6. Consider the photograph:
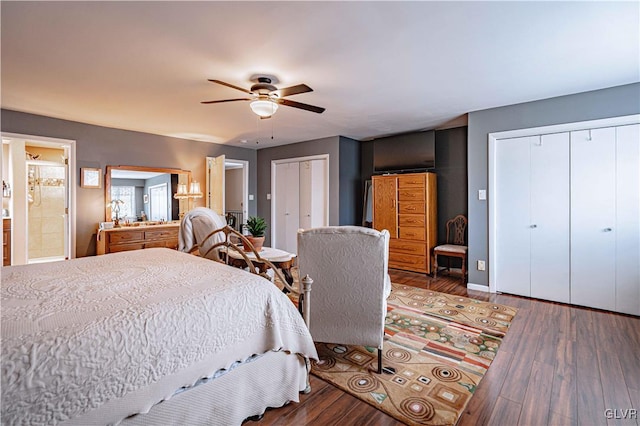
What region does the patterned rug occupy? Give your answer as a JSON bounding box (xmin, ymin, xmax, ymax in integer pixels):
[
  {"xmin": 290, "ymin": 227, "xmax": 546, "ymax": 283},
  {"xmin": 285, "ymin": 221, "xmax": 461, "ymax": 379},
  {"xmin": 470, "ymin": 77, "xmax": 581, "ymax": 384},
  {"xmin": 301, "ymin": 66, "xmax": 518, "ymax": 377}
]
[{"xmin": 302, "ymin": 283, "xmax": 517, "ymax": 425}]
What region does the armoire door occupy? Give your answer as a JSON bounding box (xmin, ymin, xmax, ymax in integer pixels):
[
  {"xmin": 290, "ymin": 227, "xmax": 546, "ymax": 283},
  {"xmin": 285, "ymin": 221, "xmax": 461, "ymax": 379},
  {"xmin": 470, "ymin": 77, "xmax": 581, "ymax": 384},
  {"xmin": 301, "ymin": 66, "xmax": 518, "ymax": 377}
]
[
  {"xmin": 274, "ymin": 162, "xmax": 300, "ymax": 254},
  {"xmin": 372, "ymin": 175, "xmax": 398, "ymax": 239}
]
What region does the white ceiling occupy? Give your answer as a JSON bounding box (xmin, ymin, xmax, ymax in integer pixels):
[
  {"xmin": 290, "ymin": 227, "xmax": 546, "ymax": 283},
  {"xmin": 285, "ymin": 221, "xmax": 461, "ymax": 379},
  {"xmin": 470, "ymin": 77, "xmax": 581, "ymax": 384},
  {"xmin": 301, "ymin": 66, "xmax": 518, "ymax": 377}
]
[{"xmin": 1, "ymin": 1, "xmax": 638, "ymax": 149}]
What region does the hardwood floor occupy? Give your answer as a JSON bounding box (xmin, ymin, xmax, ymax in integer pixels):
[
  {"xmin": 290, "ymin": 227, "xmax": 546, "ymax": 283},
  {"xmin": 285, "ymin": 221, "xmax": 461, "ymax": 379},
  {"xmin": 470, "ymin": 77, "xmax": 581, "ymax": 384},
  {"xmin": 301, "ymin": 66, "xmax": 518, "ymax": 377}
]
[{"xmin": 257, "ymin": 270, "xmax": 640, "ymax": 426}]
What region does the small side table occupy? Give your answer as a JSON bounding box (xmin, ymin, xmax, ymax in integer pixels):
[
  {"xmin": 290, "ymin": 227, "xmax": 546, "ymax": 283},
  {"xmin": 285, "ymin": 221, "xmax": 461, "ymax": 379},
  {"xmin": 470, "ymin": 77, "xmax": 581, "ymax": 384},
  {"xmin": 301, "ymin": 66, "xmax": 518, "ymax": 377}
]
[{"xmin": 222, "ymin": 246, "xmax": 297, "ymax": 289}]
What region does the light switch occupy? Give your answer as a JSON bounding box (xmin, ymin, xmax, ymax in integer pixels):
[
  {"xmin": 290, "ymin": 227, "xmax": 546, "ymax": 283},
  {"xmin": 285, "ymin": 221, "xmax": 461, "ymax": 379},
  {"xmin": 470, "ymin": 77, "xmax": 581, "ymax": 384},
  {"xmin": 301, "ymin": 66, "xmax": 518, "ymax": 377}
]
[
  {"xmin": 266, "ymin": 193, "xmax": 271, "ymax": 200},
  {"xmin": 478, "ymin": 189, "xmax": 487, "ymax": 200},
  {"xmin": 249, "ymin": 194, "xmax": 254, "ymax": 201}
]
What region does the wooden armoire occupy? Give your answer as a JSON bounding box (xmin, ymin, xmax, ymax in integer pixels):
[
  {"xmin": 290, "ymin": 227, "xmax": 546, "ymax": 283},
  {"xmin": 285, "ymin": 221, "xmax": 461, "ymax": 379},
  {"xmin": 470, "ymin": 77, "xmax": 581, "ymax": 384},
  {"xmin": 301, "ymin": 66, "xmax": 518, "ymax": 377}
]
[{"xmin": 372, "ymin": 172, "xmax": 437, "ymax": 274}]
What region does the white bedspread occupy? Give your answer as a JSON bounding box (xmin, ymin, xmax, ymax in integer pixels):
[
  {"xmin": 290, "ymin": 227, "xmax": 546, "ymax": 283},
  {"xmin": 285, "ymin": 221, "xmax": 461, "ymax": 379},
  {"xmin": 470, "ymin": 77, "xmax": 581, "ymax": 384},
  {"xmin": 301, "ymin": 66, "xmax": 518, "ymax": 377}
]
[{"xmin": 1, "ymin": 248, "xmax": 317, "ymax": 425}]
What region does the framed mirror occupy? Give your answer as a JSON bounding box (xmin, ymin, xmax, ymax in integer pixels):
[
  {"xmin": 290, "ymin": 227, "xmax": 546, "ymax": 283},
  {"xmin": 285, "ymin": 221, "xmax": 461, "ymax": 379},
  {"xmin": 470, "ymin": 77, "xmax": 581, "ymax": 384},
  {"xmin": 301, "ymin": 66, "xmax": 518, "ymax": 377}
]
[{"xmin": 105, "ymin": 165, "xmax": 191, "ymax": 223}]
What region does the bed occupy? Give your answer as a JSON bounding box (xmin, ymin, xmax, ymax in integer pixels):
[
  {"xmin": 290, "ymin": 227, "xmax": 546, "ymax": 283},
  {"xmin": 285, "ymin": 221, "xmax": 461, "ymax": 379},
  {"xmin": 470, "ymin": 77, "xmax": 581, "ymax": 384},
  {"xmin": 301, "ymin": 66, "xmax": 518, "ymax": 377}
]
[{"xmin": 1, "ymin": 246, "xmax": 317, "ymax": 425}]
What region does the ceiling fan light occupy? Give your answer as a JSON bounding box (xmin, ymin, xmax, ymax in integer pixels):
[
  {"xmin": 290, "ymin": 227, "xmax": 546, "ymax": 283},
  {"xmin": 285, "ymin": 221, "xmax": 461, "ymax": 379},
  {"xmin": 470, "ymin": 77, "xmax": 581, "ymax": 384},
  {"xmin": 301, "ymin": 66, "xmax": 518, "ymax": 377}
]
[{"xmin": 250, "ymin": 99, "xmax": 278, "ymax": 117}]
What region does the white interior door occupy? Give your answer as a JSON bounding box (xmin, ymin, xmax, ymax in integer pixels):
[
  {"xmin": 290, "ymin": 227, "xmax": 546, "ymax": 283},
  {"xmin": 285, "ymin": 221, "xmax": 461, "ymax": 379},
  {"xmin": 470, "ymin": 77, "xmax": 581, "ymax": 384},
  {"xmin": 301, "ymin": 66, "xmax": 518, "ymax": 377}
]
[
  {"xmin": 615, "ymin": 124, "xmax": 640, "ymax": 315},
  {"xmin": 149, "ymin": 183, "xmax": 168, "ymax": 221},
  {"xmin": 530, "ymin": 132, "xmax": 570, "ymax": 303},
  {"xmin": 495, "ymin": 136, "xmax": 533, "ymax": 297},
  {"xmin": 207, "ymin": 155, "xmax": 225, "ymax": 215},
  {"xmin": 570, "ymin": 127, "xmax": 617, "ymax": 311}
]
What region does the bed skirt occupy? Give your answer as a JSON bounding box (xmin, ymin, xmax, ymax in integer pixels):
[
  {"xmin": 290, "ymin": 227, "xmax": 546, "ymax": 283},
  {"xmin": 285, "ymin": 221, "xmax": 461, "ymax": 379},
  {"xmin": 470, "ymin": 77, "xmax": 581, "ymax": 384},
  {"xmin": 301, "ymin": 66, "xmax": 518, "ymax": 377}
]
[{"xmin": 107, "ymin": 351, "xmax": 306, "ymax": 426}]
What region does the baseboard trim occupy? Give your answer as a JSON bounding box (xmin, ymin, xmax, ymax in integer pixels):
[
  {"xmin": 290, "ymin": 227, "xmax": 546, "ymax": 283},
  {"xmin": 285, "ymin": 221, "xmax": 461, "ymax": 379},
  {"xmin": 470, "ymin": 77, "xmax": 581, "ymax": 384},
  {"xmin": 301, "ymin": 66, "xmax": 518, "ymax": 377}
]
[{"xmin": 467, "ymin": 283, "xmax": 490, "ymax": 293}]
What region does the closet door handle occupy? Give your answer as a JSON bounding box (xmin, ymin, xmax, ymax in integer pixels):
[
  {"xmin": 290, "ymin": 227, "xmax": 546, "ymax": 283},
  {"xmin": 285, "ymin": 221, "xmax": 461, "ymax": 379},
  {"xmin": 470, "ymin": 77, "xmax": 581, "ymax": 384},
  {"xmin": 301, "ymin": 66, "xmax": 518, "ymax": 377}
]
[
  {"xmin": 530, "ymin": 224, "xmax": 537, "ymax": 229},
  {"xmin": 603, "ymin": 227, "xmax": 612, "ymax": 232}
]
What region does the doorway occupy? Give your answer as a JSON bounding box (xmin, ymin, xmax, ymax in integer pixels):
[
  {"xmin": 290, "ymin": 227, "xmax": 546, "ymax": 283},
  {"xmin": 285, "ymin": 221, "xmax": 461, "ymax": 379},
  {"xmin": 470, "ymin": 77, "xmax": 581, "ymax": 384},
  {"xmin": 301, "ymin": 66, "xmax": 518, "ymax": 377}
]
[
  {"xmin": 2, "ymin": 132, "xmax": 76, "ymax": 265},
  {"xmin": 206, "ymin": 155, "xmax": 249, "ymax": 232}
]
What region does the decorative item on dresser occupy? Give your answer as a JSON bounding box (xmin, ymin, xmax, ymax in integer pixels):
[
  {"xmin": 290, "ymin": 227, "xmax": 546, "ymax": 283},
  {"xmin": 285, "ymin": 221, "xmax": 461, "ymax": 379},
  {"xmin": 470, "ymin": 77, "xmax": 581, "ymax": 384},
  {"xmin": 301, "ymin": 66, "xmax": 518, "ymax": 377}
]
[
  {"xmin": 97, "ymin": 222, "xmax": 180, "ymax": 255},
  {"xmin": 372, "ymin": 172, "xmax": 437, "ymax": 274}
]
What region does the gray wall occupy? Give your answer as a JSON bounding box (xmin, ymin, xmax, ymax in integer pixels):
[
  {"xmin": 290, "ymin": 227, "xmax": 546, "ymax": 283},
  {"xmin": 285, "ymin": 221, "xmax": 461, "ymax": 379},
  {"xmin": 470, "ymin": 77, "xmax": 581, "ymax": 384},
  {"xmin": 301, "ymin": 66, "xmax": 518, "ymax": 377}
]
[
  {"xmin": 434, "ymin": 126, "xmax": 468, "ymax": 245},
  {"xmin": 1, "ymin": 109, "xmax": 257, "ymax": 257},
  {"xmin": 256, "ymin": 136, "xmax": 340, "ymax": 246},
  {"xmin": 467, "ymin": 82, "xmax": 640, "ymax": 287},
  {"xmin": 338, "ymin": 136, "xmax": 362, "ymax": 225}
]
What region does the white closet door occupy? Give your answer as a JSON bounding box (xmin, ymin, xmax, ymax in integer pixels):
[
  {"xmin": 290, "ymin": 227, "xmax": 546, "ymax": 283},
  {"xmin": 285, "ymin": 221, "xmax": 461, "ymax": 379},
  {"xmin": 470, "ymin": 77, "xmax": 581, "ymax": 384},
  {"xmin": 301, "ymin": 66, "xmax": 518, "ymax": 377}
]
[
  {"xmin": 495, "ymin": 136, "xmax": 533, "ymax": 297},
  {"xmin": 615, "ymin": 124, "xmax": 640, "ymax": 315},
  {"xmin": 274, "ymin": 162, "xmax": 299, "ymax": 253},
  {"xmin": 300, "ymin": 159, "xmax": 328, "ymax": 229},
  {"xmin": 530, "ymin": 132, "xmax": 570, "ymax": 303},
  {"xmin": 571, "ymin": 127, "xmax": 617, "ymax": 311}
]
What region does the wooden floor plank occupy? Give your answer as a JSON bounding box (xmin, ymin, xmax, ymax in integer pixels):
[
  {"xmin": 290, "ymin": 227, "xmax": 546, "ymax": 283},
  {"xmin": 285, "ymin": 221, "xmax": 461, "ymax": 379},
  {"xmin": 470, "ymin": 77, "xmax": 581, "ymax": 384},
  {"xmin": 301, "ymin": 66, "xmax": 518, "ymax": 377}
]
[
  {"xmin": 518, "ymin": 360, "xmax": 554, "ymax": 426},
  {"xmin": 486, "ymin": 396, "xmax": 522, "ymax": 426},
  {"xmin": 549, "ymin": 339, "xmax": 578, "ymax": 421},
  {"xmin": 576, "ymin": 372, "xmax": 607, "ymax": 426},
  {"xmin": 457, "ymin": 349, "xmax": 514, "ymax": 426}
]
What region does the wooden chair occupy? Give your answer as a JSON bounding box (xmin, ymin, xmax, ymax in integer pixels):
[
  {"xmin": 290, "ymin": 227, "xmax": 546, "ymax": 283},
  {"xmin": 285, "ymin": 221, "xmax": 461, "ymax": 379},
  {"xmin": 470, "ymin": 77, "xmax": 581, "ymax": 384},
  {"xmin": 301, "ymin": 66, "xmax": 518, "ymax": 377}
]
[{"xmin": 433, "ymin": 215, "xmax": 468, "ymax": 283}]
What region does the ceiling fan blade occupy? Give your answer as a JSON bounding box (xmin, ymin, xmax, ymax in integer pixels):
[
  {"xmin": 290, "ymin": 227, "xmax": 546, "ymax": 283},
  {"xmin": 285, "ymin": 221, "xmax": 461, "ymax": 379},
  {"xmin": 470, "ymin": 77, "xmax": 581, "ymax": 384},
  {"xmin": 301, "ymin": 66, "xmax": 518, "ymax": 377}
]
[
  {"xmin": 275, "ymin": 84, "xmax": 313, "ymax": 98},
  {"xmin": 208, "ymin": 79, "xmax": 252, "ymax": 94},
  {"xmin": 276, "ymin": 98, "xmax": 325, "ymax": 114},
  {"xmin": 201, "ymin": 98, "xmax": 252, "ymax": 104}
]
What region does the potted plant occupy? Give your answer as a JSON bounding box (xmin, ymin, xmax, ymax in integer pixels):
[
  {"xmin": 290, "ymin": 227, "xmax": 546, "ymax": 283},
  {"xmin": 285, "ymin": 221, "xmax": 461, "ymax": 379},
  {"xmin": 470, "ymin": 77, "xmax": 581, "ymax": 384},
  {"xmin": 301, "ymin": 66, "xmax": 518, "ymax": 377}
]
[{"xmin": 243, "ymin": 216, "xmax": 267, "ymax": 252}]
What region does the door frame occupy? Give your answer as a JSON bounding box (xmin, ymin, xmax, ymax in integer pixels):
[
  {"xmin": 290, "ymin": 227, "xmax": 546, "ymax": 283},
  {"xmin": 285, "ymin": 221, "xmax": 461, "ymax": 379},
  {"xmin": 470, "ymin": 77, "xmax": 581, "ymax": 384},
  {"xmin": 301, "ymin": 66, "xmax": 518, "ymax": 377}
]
[
  {"xmin": 487, "ymin": 114, "xmax": 639, "ymax": 293},
  {"xmin": 270, "ymin": 154, "xmax": 329, "ymax": 249},
  {"xmin": 1, "ymin": 132, "xmax": 76, "ymax": 264}
]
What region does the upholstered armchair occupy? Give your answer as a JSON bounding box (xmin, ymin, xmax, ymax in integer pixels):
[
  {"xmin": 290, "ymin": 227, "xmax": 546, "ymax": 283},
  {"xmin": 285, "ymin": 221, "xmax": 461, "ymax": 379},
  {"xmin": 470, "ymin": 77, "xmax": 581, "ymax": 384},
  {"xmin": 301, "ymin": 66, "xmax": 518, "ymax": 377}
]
[
  {"xmin": 178, "ymin": 207, "xmax": 227, "ymax": 260},
  {"xmin": 297, "ymin": 226, "xmax": 391, "ymax": 373}
]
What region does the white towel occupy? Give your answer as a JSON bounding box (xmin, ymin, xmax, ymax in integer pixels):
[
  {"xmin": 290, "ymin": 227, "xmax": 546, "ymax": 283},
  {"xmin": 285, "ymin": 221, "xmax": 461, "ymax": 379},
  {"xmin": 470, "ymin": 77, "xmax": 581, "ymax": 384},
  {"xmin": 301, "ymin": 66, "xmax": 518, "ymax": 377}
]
[{"xmin": 178, "ymin": 207, "xmax": 227, "ymax": 258}]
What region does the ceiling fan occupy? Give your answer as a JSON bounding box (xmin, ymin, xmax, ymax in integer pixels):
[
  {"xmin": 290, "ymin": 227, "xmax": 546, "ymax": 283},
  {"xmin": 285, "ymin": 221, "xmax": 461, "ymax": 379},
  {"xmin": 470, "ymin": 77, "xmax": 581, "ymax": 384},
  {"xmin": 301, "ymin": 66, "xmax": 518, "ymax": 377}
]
[{"xmin": 201, "ymin": 76, "xmax": 325, "ymax": 118}]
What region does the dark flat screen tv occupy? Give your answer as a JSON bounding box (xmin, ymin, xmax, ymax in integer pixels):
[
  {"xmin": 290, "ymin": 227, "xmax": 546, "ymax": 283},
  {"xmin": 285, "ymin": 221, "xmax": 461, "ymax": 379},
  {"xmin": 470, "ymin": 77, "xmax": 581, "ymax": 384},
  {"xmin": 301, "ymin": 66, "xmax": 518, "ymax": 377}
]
[{"xmin": 373, "ymin": 130, "xmax": 435, "ymax": 174}]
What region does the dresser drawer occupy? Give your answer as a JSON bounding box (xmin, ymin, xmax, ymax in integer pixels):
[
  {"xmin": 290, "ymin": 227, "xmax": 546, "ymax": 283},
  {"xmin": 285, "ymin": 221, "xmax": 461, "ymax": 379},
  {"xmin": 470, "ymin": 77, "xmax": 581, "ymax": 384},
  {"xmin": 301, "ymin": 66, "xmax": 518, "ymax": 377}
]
[
  {"xmin": 389, "ymin": 253, "xmax": 427, "ymax": 273},
  {"xmin": 398, "ymin": 227, "xmax": 425, "ymax": 241},
  {"xmin": 398, "ymin": 175, "xmax": 425, "ymax": 188},
  {"xmin": 398, "ymin": 201, "xmax": 425, "ymax": 215},
  {"xmin": 145, "ymin": 240, "xmax": 178, "ymax": 249},
  {"xmin": 399, "ymin": 214, "xmax": 425, "ymax": 227},
  {"xmin": 145, "ymin": 228, "xmax": 178, "ymax": 240},
  {"xmin": 398, "ymin": 188, "xmax": 425, "ymax": 201},
  {"xmin": 109, "ymin": 231, "xmax": 144, "ymax": 244},
  {"xmin": 390, "ymin": 239, "xmax": 426, "ymax": 256},
  {"xmin": 109, "ymin": 242, "xmax": 145, "ymax": 253}
]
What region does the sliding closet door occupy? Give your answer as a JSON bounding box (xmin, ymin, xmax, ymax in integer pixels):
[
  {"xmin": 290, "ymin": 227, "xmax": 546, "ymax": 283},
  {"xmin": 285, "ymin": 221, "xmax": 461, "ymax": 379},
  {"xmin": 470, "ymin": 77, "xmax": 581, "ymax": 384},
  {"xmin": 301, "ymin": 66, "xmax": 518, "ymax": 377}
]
[
  {"xmin": 495, "ymin": 136, "xmax": 532, "ymax": 297},
  {"xmin": 615, "ymin": 124, "xmax": 640, "ymax": 315},
  {"xmin": 530, "ymin": 132, "xmax": 570, "ymax": 303},
  {"xmin": 570, "ymin": 127, "xmax": 617, "ymax": 311},
  {"xmin": 299, "ymin": 159, "xmax": 328, "ymax": 230},
  {"xmin": 273, "ymin": 162, "xmax": 300, "ymax": 254}
]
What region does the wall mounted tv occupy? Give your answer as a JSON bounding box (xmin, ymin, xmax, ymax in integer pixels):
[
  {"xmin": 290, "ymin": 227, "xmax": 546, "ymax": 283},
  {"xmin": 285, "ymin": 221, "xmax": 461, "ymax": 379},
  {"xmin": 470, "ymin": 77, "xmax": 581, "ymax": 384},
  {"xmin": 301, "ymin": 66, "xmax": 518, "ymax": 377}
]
[{"xmin": 373, "ymin": 130, "xmax": 435, "ymax": 174}]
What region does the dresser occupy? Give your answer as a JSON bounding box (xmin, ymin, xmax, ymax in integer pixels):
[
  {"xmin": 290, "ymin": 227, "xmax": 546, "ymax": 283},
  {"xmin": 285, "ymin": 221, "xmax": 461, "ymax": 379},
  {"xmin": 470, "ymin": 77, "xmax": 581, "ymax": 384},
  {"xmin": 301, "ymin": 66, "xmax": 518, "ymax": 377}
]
[
  {"xmin": 372, "ymin": 172, "xmax": 437, "ymax": 274},
  {"xmin": 97, "ymin": 223, "xmax": 180, "ymax": 255},
  {"xmin": 3, "ymin": 218, "xmax": 11, "ymax": 266}
]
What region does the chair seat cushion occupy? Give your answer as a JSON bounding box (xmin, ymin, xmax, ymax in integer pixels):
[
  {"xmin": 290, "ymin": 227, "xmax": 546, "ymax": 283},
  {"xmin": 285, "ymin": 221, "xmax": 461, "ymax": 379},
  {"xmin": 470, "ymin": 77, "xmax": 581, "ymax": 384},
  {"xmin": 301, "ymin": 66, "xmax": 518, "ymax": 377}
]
[{"xmin": 434, "ymin": 244, "xmax": 468, "ymax": 254}]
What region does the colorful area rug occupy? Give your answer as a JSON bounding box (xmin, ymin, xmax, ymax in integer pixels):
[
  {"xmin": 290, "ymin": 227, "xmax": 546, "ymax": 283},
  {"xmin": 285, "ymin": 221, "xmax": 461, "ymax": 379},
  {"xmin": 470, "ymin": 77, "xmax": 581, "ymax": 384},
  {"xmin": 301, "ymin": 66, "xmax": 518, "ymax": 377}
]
[{"xmin": 308, "ymin": 284, "xmax": 517, "ymax": 425}]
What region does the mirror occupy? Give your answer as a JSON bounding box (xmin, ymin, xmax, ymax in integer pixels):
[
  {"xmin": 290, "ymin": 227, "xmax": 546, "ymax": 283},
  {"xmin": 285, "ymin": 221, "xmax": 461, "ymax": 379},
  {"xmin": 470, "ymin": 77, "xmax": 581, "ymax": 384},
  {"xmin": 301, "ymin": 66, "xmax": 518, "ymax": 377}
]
[{"xmin": 105, "ymin": 165, "xmax": 191, "ymax": 223}]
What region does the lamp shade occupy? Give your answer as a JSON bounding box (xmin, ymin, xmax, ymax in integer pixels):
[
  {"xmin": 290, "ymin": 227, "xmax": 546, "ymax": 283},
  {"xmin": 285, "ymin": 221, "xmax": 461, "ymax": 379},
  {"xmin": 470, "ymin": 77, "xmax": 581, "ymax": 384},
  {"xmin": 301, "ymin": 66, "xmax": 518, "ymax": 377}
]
[
  {"xmin": 188, "ymin": 181, "xmax": 203, "ymax": 198},
  {"xmin": 250, "ymin": 99, "xmax": 278, "ymax": 117},
  {"xmin": 174, "ymin": 183, "xmax": 189, "ymax": 199}
]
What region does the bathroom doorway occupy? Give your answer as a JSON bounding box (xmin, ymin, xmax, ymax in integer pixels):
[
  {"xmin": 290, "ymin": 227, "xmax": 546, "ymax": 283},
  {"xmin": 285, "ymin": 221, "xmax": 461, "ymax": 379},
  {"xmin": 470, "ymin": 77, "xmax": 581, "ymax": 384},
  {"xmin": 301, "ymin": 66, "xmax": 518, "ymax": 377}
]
[{"xmin": 1, "ymin": 133, "xmax": 76, "ymax": 265}]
